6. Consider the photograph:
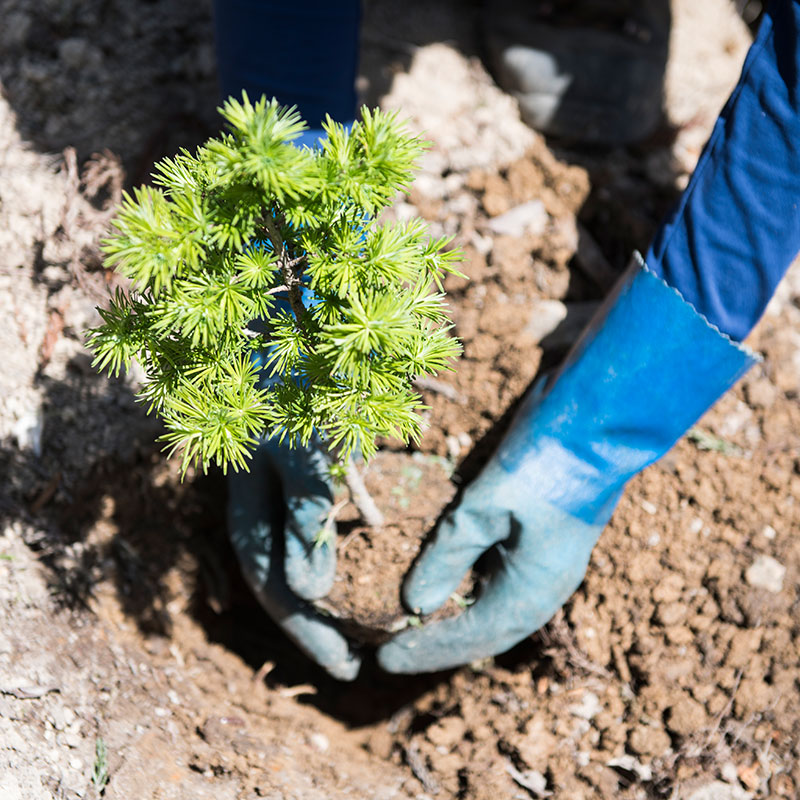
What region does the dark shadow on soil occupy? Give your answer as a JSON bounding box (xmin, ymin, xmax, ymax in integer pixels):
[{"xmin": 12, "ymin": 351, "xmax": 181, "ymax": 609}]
[{"xmin": 1, "ymin": 0, "xmax": 688, "ymax": 729}]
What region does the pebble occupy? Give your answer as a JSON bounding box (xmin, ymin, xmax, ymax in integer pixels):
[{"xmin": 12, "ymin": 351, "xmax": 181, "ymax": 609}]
[
  {"xmin": 607, "ymin": 755, "xmax": 652, "ymax": 782},
  {"xmin": 426, "ymin": 716, "xmax": 466, "ymax": 749},
  {"xmin": 666, "ymin": 694, "xmax": 707, "ymax": 736},
  {"xmin": 58, "ymin": 38, "xmax": 101, "ymax": 70},
  {"xmin": 308, "ymin": 733, "xmax": 329, "ymax": 753},
  {"xmin": 761, "ymin": 525, "xmax": 777, "ymax": 540},
  {"xmin": 3, "ymin": 11, "xmax": 31, "ymax": 47},
  {"xmin": 745, "ymin": 377, "xmax": 777, "ymax": 409},
  {"xmin": 567, "ymin": 691, "xmax": 601, "ymax": 721},
  {"xmin": 487, "ymin": 200, "xmax": 547, "ymax": 238},
  {"xmin": 652, "ymin": 573, "xmax": 684, "ymax": 604},
  {"xmin": 628, "ymin": 725, "xmax": 671, "ymax": 758},
  {"xmin": 745, "ymin": 555, "xmax": 786, "ymax": 593},
  {"xmin": 686, "ymin": 781, "xmax": 752, "ymax": 800},
  {"xmin": 12, "ymin": 406, "xmax": 43, "ymax": 456},
  {"xmin": 524, "ymin": 299, "xmax": 567, "ymax": 343},
  {"xmin": 469, "ymin": 231, "xmax": 493, "ymax": 255},
  {"xmin": 413, "ymin": 173, "xmax": 446, "ymax": 200},
  {"xmin": 655, "ymin": 602, "xmax": 688, "ymax": 627},
  {"xmin": 726, "ymin": 628, "xmax": 762, "ymax": 668}
]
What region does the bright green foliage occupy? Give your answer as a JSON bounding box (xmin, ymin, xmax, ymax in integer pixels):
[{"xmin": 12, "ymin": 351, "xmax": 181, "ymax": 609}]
[{"xmin": 88, "ymin": 94, "xmax": 464, "ymax": 476}]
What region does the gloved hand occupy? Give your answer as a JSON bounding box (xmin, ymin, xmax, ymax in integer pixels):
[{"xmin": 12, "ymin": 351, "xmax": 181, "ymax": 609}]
[
  {"xmin": 378, "ymin": 257, "xmax": 757, "ymax": 673},
  {"xmin": 227, "ymin": 434, "xmax": 361, "ymax": 681}
]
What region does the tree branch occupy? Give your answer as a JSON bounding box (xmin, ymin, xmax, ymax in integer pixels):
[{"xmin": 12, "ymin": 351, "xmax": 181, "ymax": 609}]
[{"xmin": 261, "ymin": 214, "xmax": 308, "ymax": 327}]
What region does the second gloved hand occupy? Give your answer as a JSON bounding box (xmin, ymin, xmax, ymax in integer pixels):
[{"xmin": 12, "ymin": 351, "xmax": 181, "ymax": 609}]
[{"xmin": 228, "ymin": 435, "xmax": 361, "ymax": 681}]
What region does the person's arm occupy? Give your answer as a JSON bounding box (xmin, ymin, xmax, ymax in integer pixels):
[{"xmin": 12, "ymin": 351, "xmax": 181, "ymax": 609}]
[
  {"xmin": 647, "ymin": 0, "xmax": 800, "ymax": 342},
  {"xmin": 378, "ymin": 0, "xmax": 799, "ymax": 674},
  {"xmin": 213, "ymin": 0, "xmax": 361, "ymax": 146}
]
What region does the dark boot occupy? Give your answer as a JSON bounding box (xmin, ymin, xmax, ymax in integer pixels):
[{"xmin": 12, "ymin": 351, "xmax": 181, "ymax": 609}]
[{"xmin": 483, "ymin": 0, "xmax": 671, "ymax": 146}]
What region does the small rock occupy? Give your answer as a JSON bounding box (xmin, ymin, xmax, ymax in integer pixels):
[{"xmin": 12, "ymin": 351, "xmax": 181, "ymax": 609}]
[
  {"xmin": 720, "ymin": 762, "xmax": 739, "ymax": 784},
  {"xmin": 517, "ymin": 716, "xmax": 558, "ymax": 770},
  {"xmin": 3, "ymin": 11, "xmax": 31, "ymax": 47},
  {"xmin": 745, "ymin": 555, "xmax": 786, "ymax": 593},
  {"xmin": 689, "ymin": 517, "xmax": 704, "ymax": 535},
  {"xmin": 734, "ymin": 677, "xmax": 773, "ymax": 717},
  {"xmin": 486, "ymin": 200, "xmax": 547, "ymax": 237},
  {"xmin": 567, "ymin": 691, "xmax": 601, "ymax": 720},
  {"xmin": 745, "ymin": 377, "xmax": 777, "ymax": 409},
  {"xmin": 725, "ymin": 628, "xmax": 762, "ymax": 668},
  {"xmin": 737, "ymin": 763, "xmax": 761, "ymax": 792},
  {"xmin": 761, "ymin": 525, "xmax": 777, "ymax": 540},
  {"xmin": 413, "ymin": 172, "xmax": 446, "ymax": 200},
  {"xmin": 525, "ymin": 299, "xmax": 567, "ymax": 343},
  {"xmin": 426, "ymin": 716, "xmax": 466, "ymax": 749},
  {"xmin": 469, "ymin": 231, "xmax": 493, "ymax": 255},
  {"xmin": 12, "ymin": 406, "xmax": 43, "ymax": 457},
  {"xmin": 607, "ymin": 754, "xmax": 652, "ymax": 782},
  {"xmin": 309, "ymin": 732, "xmax": 329, "ymax": 753},
  {"xmin": 628, "ymin": 725, "xmax": 671, "ymax": 758},
  {"xmin": 655, "ymin": 602, "xmax": 688, "ymax": 627},
  {"xmin": 505, "ymin": 763, "xmax": 548, "ymax": 796},
  {"xmin": 61, "ymin": 732, "xmax": 82, "ymax": 749},
  {"xmin": 652, "ymin": 573, "xmax": 685, "ymax": 604},
  {"xmin": 58, "ymin": 38, "xmax": 101, "ymax": 70},
  {"xmin": 686, "ymin": 780, "xmax": 752, "ymax": 800},
  {"xmin": 666, "ymin": 694, "xmax": 707, "ymax": 736},
  {"xmin": 366, "ymin": 726, "xmax": 394, "ymax": 760}
]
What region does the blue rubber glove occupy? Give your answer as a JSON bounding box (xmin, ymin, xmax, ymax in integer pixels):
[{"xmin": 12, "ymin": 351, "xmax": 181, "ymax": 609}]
[
  {"xmin": 378, "ymin": 258, "xmax": 757, "ymax": 673},
  {"xmin": 228, "ymin": 435, "xmax": 361, "ymax": 680}
]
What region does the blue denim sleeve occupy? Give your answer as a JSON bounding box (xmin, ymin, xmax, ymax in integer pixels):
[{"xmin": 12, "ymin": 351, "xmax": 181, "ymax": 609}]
[
  {"xmin": 646, "ymin": 0, "xmax": 800, "ymax": 342},
  {"xmin": 212, "ymin": 0, "xmax": 361, "ymax": 128}
]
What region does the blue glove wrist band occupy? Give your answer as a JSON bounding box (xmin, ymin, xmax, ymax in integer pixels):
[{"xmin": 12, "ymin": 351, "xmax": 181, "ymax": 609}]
[{"xmin": 498, "ymin": 255, "xmax": 758, "ymax": 525}]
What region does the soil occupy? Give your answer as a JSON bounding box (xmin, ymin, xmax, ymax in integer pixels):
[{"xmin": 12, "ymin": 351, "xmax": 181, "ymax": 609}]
[
  {"xmin": 2, "ymin": 2, "xmax": 799, "ymax": 800},
  {"xmin": 324, "ymin": 130, "xmax": 594, "ymax": 638}
]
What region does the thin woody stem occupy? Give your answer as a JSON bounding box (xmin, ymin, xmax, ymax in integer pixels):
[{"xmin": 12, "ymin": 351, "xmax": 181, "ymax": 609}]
[
  {"xmin": 262, "ymin": 213, "xmax": 308, "ymax": 326},
  {"xmin": 343, "ymin": 454, "xmax": 384, "ymax": 528}
]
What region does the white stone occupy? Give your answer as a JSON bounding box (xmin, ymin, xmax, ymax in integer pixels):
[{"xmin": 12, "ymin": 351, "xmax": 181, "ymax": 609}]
[
  {"xmin": 524, "ymin": 300, "xmax": 567, "ymax": 343},
  {"xmin": 686, "ymin": 781, "xmax": 751, "ymax": 800},
  {"xmin": 487, "ymin": 201, "xmax": 547, "ymax": 238},
  {"xmin": 745, "ymin": 555, "xmax": 786, "ymax": 593},
  {"xmin": 567, "ymin": 691, "xmax": 601, "ymax": 720},
  {"xmin": 12, "ymin": 405, "xmax": 43, "ymax": 456},
  {"xmin": 607, "ymin": 755, "xmax": 652, "ymax": 782}
]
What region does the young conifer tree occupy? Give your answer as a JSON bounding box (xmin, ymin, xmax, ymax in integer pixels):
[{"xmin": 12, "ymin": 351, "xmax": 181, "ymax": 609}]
[{"xmin": 88, "ymin": 94, "xmax": 463, "ymax": 517}]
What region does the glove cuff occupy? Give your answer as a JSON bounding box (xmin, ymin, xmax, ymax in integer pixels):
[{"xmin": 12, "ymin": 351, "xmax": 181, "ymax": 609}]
[{"xmin": 496, "ymin": 253, "xmax": 759, "ymax": 524}]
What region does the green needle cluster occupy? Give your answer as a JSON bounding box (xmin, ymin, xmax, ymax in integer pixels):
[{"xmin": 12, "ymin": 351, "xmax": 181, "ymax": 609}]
[{"xmin": 88, "ymin": 94, "xmax": 464, "ymax": 475}]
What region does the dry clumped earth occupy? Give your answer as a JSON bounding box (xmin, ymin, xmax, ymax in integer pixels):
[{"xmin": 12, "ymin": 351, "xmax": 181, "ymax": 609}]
[{"xmin": 1, "ymin": 1, "xmax": 798, "ymax": 799}]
